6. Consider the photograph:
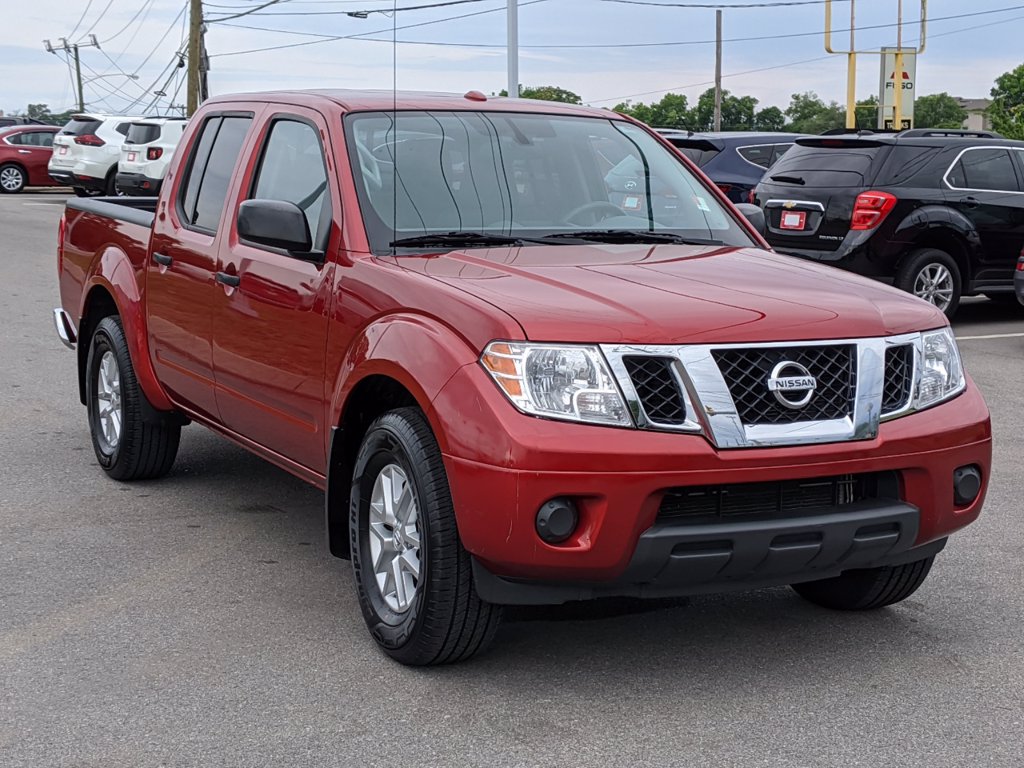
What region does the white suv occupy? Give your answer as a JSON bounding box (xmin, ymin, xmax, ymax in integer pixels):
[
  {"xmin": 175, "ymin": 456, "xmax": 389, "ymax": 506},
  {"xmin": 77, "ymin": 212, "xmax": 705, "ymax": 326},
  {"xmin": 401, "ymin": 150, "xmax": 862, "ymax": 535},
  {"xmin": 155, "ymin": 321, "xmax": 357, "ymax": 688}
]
[
  {"xmin": 48, "ymin": 113, "xmax": 143, "ymax": 196},
  {"xmin": 116, "ymin": 117, "xmax": 188, "ymax": 196}
]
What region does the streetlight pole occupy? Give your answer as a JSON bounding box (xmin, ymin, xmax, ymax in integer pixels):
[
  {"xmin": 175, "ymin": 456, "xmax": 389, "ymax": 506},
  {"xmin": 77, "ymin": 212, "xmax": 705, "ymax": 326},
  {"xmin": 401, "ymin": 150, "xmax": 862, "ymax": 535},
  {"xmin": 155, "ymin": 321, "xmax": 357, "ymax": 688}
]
[{"xmin": 507, "ymin": 0, "xmax": 518, "ymax": 98}]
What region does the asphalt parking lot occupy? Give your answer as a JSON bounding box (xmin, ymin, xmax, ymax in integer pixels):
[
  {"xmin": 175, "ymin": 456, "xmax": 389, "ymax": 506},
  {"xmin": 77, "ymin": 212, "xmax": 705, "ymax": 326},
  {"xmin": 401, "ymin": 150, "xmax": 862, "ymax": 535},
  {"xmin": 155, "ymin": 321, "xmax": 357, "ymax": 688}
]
[{"xmin": 2, "ymin": 190, "xmax": 1022, "ymax": 768}]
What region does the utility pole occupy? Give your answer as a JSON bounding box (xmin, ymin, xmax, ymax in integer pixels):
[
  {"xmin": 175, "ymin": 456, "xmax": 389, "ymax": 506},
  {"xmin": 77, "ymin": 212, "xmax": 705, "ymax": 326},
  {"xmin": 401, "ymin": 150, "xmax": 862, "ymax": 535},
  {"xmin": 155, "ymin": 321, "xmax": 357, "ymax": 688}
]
[
  {"xmin": 187, "ymin": 0, "xmax": 203, "ymax": 115},
  {"xmin": 894, "ymin": 0, "xmax": 904, "ymax": 129},
  {"xmin": 507, "ymin": 0, "xmax": 519, "ymax": 98},
  {"xmin": 713, "ymin": 9, "xmax": 722, "ymax": 131},
  {"xmin": 44, "ymin": 35, "xmax": 100, "ymax": 113}
]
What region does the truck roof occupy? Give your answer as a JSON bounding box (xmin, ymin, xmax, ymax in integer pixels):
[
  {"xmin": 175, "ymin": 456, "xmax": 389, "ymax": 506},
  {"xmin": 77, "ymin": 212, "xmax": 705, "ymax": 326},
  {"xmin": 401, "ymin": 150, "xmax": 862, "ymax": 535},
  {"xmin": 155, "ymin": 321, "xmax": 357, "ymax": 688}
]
[{"xmin": 201, "ymin": 89, "xmax": 621, "ymax": 118}]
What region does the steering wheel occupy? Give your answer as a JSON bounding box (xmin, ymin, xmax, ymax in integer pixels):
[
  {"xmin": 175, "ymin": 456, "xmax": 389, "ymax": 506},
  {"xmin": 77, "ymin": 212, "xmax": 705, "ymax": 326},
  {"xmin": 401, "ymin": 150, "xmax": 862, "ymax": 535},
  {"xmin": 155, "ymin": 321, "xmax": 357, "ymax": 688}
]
[
  {"xmin": 564, "ymin": 200, "xmax": 625, "ymax": 226},
  {"xmin": 355, "ymin": 141, "xmax": 382, "ymax": 190}
]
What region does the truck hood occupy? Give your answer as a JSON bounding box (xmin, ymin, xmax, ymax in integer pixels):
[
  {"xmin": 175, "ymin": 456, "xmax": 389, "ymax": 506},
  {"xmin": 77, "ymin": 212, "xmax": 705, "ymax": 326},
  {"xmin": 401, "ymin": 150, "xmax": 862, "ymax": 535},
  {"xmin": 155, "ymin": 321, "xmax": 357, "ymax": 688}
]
[{"xmin": 394, "ymin": 244, "xmax": 947, "ymax": 344}]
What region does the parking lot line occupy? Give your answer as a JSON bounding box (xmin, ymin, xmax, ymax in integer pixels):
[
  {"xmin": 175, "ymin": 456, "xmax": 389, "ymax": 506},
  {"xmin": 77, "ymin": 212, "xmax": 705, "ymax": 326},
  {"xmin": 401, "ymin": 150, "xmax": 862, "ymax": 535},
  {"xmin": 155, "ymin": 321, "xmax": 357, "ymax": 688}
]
[
  {"xmin": 957, "ymin": 332, "xmax": 1024, "ymax": 341},
  {"xmin": 22, "ymin": 202, "xmax": 65, "ymax": 206}
]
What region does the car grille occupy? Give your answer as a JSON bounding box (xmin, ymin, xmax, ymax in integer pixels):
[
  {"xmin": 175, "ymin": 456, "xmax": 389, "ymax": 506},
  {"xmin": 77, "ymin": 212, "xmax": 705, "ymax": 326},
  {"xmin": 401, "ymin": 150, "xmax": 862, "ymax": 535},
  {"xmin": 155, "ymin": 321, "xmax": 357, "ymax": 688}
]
[
  {"xmin": 712, "ymin": 345, "xmax": 856, "ymax": 425},
  {"xmin": 623, "ymin": 356, "xmax": 687, "ymax": 425},
  {"xmin": 657, "ymin": 471, "xmax": 898, "ymax": 523},
  {"xmin": 882, "ymin": 344, "xmax": 914, "ymax": 415}
]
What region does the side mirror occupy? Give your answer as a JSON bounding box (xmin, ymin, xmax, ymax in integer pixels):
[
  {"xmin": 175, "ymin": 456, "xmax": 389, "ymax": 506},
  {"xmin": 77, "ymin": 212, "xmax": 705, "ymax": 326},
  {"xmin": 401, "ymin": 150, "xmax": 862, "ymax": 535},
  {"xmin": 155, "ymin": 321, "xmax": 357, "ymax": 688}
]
[
  {"xmin": 237, "ymin": 199, "xmax": 312, "ymax": 253},
  {"xmin": 733, "ymin": 203, "xmax": 766, "ymax": 236}
]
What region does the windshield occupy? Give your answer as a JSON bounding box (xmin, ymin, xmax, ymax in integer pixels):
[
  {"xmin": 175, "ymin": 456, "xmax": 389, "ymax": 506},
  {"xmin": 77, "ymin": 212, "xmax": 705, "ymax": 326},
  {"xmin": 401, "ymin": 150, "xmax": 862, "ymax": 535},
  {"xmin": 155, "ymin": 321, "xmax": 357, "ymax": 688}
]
[{"xmin": 343, "ymin": 111, "xmax": 754, "ymax": 253}]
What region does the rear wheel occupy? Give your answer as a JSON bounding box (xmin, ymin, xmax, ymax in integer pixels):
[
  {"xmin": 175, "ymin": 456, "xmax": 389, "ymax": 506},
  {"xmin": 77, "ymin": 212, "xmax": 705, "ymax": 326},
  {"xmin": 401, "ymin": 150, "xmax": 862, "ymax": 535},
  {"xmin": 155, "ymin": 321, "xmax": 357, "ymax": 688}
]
[
  {"xmin": 791, "ymin": 556, "xmax": 935, "ymax": 610},
  {"xmin": 104, "ymin": 169, "xmax": 119, "ymax": 196},
  {"xmin": 86, "ymin": 316, "xmax": 180, "ymax": 480},
  {"xmin": 349, "ymin": 407, "xmax": 501, "ymax": 665},
  {"xmin": 895, "ymin": 248, "xmax": 961, "ymax": 318},
  {"xmin": 0, "ymin": 164, "xmax": 26, "ymax": 194}
]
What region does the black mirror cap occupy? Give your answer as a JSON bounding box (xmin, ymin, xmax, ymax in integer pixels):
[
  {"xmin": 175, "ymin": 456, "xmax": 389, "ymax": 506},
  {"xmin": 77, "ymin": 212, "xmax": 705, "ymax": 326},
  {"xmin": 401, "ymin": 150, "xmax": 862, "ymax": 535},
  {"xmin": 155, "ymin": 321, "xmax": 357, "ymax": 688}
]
[
  {"xmin": 734, "ymin": 202, "xmax": 766, "ymax": 236},
  {"xmin": 237, "ymin": 199, "xmax": 312, "ymax": 253}
]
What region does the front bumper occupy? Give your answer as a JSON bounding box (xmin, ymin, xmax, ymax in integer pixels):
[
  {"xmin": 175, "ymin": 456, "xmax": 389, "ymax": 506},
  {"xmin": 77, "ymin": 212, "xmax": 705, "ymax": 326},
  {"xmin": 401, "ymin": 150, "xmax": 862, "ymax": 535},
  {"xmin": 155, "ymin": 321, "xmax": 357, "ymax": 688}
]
[{"xmin": 432, "ymin": 363, "xmax": 990, "ymax": 603}]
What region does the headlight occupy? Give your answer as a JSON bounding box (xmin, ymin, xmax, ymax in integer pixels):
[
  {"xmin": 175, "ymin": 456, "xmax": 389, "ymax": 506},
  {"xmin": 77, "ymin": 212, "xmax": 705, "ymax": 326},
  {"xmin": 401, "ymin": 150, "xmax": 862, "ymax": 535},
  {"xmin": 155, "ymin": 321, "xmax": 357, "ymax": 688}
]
[
  {"xmin": 915, "ymin": 328, "xmax": 965, "ymax": 409},
  {"xmin": 481, "ymin": 342, "xmax": 632, "ymax": 426}
]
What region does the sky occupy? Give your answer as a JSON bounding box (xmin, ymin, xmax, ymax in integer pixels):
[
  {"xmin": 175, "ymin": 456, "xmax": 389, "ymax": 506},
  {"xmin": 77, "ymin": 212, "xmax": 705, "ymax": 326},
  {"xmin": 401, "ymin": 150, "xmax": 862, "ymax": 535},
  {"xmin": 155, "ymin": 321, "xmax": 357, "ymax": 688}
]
[{"xmin": 1, "ymin": 0, "xmax": 1022, "ymax": 117}]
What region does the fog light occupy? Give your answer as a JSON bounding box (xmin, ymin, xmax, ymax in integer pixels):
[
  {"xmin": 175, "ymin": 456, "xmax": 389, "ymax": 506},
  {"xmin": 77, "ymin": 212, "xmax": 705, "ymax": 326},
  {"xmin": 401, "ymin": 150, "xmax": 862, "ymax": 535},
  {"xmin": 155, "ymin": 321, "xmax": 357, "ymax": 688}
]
[
  {"xmin": 535, "ymin": 498, "xmax": 578, "ymax": 544},
  {"xmin": 953, "ymin": 465, "xmax": 982, "ymax": 506}
]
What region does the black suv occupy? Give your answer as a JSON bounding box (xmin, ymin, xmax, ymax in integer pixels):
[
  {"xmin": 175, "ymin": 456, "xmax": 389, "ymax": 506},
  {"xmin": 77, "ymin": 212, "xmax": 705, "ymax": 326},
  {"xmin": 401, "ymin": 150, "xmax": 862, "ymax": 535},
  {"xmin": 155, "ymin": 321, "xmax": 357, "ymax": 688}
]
[{"xmin": 753, "ymin": 129, "xmax": 1024, "ymax": 317}]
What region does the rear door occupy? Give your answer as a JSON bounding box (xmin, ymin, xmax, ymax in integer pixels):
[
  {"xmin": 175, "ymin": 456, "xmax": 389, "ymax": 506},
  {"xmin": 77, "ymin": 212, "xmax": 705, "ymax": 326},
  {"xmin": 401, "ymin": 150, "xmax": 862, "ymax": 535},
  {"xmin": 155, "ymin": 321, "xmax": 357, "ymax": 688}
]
[
  {"xmin": 7, "ymin": 130, "xmax": 56, "ymax": 184},
  {"xmin": 147, "ymin": 112, "xmax": 254, "ymax": 420},
  {"xmin": 211, "ymin": 107, "xmax": 338, "ymax": 471},
  {"xmin": 758, "ymin": 139, "xmax": 890, "ymax": 252},
  {"xmin": 944, "ymin": 146, "xmax": 1024, "ymax": 287}
]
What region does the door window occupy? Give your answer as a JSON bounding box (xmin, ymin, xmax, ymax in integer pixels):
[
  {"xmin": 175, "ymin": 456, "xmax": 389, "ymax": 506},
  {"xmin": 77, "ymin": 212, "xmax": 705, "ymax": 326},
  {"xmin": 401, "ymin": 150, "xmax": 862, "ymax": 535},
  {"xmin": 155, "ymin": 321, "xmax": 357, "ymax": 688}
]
[
  {"xmin": 248, "ymin": 119, "xmax": 331, "ymax": 249},
  {"xmin": 6, "ymin": 131, "xmax": 54, "ymax": 147},
  {"xmin": 946, "ymin": 148, "xmax": 1021, "ymax": 192},
  {"xmin": 178, "ymin": 115, "xmax": 253, "ymax": 233}
]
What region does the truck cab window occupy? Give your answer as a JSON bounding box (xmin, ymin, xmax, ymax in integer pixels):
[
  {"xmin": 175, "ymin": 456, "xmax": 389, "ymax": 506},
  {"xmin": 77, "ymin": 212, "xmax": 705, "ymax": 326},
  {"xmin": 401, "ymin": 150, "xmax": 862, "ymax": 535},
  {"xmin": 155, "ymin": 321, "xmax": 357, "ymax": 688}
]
[
  {"xmin": 179, "ymin": 115, "xmax": 253, "ymax": 233},
  {"xmin": 250, "ymin": 119, "xmax": 331, "ymax": 250}
]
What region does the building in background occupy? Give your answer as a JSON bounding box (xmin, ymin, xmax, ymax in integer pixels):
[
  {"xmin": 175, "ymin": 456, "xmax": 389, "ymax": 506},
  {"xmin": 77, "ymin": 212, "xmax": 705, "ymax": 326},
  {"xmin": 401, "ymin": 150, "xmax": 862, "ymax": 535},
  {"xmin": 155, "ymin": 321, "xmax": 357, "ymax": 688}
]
[{"xmin": 957, "ymin": 98, "xmax": 993, "ymax": 131}]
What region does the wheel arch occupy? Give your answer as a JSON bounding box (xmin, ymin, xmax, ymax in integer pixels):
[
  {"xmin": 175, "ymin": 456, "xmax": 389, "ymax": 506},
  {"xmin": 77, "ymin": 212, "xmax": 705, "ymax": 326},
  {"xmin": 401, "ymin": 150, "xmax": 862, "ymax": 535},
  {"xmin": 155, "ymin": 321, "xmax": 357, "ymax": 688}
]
[{"xmin": 894, "ymin": 206, "xmax": 981, "ymax": 287}]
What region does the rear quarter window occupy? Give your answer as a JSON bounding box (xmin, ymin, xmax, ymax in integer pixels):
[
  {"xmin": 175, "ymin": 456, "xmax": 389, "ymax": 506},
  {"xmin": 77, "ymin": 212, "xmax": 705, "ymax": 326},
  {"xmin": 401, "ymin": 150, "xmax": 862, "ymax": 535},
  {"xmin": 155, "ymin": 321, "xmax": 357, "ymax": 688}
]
[
  {"xmin": 765, "ymin": 144, "xmax": 889, "ymax": 187},
  {"xmin": 737, "ymin": 144, "xmax": 774, "ymax": 169},
  {"xmin": 126, "ymin": 124, "xmax": 161, "ymax": 144},
  {"xmin": 61, "ymin": 118, "xmax": 101, "ymax": 136}
]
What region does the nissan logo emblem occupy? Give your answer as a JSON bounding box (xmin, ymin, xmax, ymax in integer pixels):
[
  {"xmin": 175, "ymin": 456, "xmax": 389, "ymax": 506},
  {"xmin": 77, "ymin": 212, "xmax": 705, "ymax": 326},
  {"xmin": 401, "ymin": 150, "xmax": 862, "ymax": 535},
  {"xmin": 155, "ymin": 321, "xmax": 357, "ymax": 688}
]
[{"xmin": 766, "ymin": 361, "xmax": 817, "ymax": 409}]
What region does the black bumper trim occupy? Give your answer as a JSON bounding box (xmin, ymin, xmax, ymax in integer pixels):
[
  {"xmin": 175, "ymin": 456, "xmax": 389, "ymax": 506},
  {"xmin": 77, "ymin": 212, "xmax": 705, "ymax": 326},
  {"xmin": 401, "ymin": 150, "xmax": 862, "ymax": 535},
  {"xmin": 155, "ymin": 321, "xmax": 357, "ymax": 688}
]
[
  {"xmin": 116, "ymin": 172, "xmax": 162, "ymax": 196},
  {"xmin": 472, "ymin": 500, "xmax": 942, "ymax": 605}
]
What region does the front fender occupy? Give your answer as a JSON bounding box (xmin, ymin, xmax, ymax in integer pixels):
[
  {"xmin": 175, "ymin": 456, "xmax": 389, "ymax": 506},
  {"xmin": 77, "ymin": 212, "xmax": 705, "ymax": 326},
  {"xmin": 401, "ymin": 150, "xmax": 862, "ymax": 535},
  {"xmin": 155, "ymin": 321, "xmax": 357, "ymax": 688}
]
[
  {"xmin": 79, "ymin": 247, "xmax": 173, "ymax": 412},
  {"xmin": 328, "ymin": 313, "xmax": 487, "ymax": 449}
]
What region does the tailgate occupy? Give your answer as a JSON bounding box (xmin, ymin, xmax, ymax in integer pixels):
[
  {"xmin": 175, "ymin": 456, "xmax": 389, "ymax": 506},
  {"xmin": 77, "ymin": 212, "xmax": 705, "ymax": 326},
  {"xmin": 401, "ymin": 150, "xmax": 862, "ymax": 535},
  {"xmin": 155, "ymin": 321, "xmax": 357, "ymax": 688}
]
[
  {"xmin": 761, "ymin": 188, "xmax": 858, "ymax": 252},
  {"xmin": 50, "ymin": 135, "xmax": 77, "ymax": 167}
]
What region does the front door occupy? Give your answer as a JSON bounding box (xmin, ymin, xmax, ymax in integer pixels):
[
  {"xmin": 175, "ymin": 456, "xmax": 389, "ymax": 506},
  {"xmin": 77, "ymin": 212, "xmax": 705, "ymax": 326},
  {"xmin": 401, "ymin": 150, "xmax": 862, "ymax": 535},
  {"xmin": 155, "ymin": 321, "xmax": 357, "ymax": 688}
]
[
  {"xmin": 147, "ymin": 113, "xmax": 254, "ymax": 419},
  {"xmin": 211, "ymin": 109, "xmax": 338, "ymax": 472}
]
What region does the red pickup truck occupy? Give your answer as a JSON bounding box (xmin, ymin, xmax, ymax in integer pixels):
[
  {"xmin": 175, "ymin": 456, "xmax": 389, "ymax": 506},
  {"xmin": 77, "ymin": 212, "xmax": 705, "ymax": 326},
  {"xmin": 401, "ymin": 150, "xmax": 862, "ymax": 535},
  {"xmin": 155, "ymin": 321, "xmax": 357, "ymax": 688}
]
[{"xmin": 54, "ymin": 90, "xmax": 992, "ymax": 665}]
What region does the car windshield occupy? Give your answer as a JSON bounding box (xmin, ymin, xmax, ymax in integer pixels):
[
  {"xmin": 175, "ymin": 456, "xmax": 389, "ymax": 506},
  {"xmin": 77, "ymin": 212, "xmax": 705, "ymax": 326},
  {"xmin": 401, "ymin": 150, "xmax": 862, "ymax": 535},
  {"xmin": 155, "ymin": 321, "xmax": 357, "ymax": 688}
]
[{"xmin": 344, "ymin": 110, "xmax": 754, "ymax": 253}]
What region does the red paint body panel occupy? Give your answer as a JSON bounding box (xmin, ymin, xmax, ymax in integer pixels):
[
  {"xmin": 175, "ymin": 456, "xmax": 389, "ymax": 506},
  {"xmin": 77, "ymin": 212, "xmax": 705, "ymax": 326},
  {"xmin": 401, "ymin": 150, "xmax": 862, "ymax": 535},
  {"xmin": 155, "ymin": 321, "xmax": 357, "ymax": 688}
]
[
  {"xmin": 0, "ymin": 126, "xmax": 61, "ymax": 187},
  {"xmin": 55, "ymin": 89, "xmax": 993, "ymax": 590}
]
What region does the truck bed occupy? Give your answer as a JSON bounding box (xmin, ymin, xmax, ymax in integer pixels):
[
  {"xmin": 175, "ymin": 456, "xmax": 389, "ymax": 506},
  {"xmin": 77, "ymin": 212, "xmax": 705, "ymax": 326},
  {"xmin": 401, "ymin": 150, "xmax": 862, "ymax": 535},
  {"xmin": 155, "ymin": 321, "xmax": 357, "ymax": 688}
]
[{"xmin": 65, "ymin": 196, "xmax": 158, "ymax": 228}]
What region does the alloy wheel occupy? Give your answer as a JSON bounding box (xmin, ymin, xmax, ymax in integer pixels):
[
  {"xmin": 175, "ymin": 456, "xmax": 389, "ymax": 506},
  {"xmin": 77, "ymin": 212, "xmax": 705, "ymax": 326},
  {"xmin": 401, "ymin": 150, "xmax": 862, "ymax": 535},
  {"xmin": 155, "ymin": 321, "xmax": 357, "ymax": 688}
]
[
  {"xmin": 0, "ymin": 166, "xmax": 24, "ymax": 192},
  {"xmin": 368, "ymin": 463, "xmax": 422, "ymax": 613},
  {"xmin": 913, "ymin": 263, "xmax": 954, "ymax": 312},
  {"xmin": 95, "ymin": 350, "xmax": 123, "ymax": 452}
]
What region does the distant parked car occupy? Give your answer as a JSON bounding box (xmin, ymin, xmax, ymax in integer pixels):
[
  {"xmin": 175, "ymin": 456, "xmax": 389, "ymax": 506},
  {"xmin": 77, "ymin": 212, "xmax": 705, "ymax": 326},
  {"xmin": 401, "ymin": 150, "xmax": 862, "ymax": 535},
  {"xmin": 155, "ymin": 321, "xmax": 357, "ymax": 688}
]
[
  {"xmin": 116, "ymin": 117, "xmax": 188, "ymax": 196},
  {"xmin": 657, "ymin": 131, "xmax": 807, "ymax": 203},
  {"xmin": 0, "ymin": 117, "xmax": 49, "ymax": 128},
  {"xmin": 754, "ymin": 129, "xmax": 1024, "ymax": 318},
  {"xmin": 48, "ymin": 113, "xmax": 143, "ymax": 196},
  {"xmin": 0, "ymin": 125, "xmax": 62, "ymax": 194}
]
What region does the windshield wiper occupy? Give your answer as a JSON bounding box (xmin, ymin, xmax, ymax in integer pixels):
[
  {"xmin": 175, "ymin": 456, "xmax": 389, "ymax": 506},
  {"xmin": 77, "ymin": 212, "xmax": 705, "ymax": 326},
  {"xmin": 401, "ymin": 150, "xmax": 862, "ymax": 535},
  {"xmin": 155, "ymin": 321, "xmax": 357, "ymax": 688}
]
[
  {"xmin": 769, "ymin": 174, "xmax": 806, "ymax": 185},
  {"xmin": 541, "ymin": 230, "xmax": 725, "ymax": 246},
  {"xmin": 390, "ymin": 231, "xmax": 526, "ymax": 248}
]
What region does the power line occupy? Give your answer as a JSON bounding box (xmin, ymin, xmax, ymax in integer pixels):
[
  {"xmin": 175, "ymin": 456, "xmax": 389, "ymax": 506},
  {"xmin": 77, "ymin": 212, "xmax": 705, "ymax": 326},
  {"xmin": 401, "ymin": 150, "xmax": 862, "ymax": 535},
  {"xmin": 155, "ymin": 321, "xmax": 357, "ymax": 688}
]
[
  {"xmin": 208, "ymin": 0, "xmax": 490, "ymax": 17},
  {"xmin": 602, "ymin": 0, "xmax": 840, "ymax": 6},
  {"xmin": 589, "ymin": 11, "xmax": 1024, "ymax": 105},
  {"xmin": 204, "ymin": 0, "xmax": 291, "ymax": 22},
  {"xmin": 78, "ymin": 0, "xmax": 118, "ymax": 42},
  {"xmin": 208, "ymin": 0, "xmax": 547, "ymax": 57},
  {"xmin": 101, "ymin": 0, "xmax": 157, "ymax": 46},
  {"xmin": 67, "ymin": 0, "xmax": 96, "ymax": 41}
]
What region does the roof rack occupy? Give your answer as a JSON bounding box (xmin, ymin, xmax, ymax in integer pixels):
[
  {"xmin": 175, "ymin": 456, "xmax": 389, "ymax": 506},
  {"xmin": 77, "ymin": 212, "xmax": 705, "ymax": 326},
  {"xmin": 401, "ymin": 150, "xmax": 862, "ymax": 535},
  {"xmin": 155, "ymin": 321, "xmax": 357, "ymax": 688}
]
[
  {"xmin": 819, "ymin": 128, "xmax": 899, "ymax": 136},
  {"xmin": 895, "ymin": 128, "xmax": 1003, "ymax": 139}
]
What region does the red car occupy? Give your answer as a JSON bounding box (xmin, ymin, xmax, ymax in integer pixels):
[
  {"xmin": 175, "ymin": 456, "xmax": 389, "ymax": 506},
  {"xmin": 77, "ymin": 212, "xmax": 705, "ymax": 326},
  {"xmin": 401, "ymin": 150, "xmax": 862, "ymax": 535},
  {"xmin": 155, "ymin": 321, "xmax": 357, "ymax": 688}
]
[
  {"xmin": 0, "ymin": 125, "xmax": 62, "ymax": 193},
  {"xmin": 54, "ymin": 91, "xmax": 991, "ymax": 665}
]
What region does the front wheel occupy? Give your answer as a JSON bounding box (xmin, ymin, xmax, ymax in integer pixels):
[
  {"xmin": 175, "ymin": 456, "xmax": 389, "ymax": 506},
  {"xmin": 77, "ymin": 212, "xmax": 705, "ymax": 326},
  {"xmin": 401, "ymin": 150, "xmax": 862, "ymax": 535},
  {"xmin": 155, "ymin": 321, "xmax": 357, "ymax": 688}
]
[
  {"xmin": 791, "ymin": 556, "xmax": 935, "ymax": 611},
  {"xmin": 86, "ymin": 316, "xmax": 181, "ymax": 480},
  {"xmin": 895, "ymin": 248, "xmax": 961, "ymax": 318},
  {"xmin": 349, "ymin": 407, "xmax": 501, "ymax": 665}
]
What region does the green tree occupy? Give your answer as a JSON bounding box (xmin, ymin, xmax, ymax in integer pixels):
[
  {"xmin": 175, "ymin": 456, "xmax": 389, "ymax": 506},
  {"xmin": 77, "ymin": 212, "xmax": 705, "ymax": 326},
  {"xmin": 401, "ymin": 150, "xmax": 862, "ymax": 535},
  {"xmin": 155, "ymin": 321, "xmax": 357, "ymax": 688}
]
[
  {"xmin": 914, "ymin": 92, "xmax": 967, "ymax": 129},
  {"xmin": 989, "ymin": 64, "xmax": 1024, "ymax": 139},
  {"xmin": 614, "ymin": 93, "xmax": 692, "ymax": 129},
  {"xmin": 784, "ymin": 91, "xmax": 845, "ymax": 134},
  {"xmin": 500, "ymin": 85, "xmax": 582, "ymax": 104},
  {"xmin": 754, "ymin": 106, "xmax": 786, "ymax": 131},
  {"xmin": 26, "ymin": 103, "xmax": 52, "ymax": 121}
]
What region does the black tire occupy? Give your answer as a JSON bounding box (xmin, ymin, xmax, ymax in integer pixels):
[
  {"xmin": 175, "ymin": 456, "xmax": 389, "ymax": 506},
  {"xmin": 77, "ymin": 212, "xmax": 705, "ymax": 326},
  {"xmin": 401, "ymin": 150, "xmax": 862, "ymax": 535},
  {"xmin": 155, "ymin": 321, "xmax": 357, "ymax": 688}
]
[
  {"xmin": 105, "ymin": 169, "xmax": 118, "ymax": 196},
  {"xmin": 791, "ymin": 556, "xmax": 935, "ymax": 611},
  {"xmin": 0, "ymin": 163, "xmax": 26, "ymax": 194},
  {"xmin": 86, "ymin": 316, "xmax": 180, "ymax": 480},
  {"xmin": 895, "ymin": 248, "xmax": 962, "ymax": 318},
  {"xmin": 72, "ymin": 187, "xmax": 98, "ymax": 198},
  {"xmin": 349, "ymin": 407, "xmax": 501, "ymax": 665}
]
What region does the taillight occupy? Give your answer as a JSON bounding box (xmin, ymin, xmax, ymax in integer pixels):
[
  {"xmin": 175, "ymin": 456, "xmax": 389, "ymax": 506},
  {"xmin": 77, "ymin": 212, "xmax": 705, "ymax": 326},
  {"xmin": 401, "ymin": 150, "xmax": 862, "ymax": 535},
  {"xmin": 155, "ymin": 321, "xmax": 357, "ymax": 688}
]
[
  {"xmin": 1016, "ymin": 253, "xmax": 1024, "ymax": 271},
  {"xmin": 747, "ymin": 188, "xmax": 756, "ymax": 204},
  {"xmin": 147, "ymin": 147, "xmax": 163, "ymax": 161},
  {"xmin": 850, "ymin": 190, "xmax": 897, "ymax": 231},
  {"xmin": 74, "ymin": 134, "xmax": 105, "ymax": 146}
]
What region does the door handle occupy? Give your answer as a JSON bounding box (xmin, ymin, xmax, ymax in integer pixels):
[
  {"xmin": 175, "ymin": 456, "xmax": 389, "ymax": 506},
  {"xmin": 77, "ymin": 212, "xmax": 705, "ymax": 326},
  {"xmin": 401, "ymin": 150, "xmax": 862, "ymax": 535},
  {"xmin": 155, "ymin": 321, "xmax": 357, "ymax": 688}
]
[
  {"xmin": 961, "ymin": 196, "xmax": 980, "ymax": 209},
  {"xmin": 216, "ymin": 271, "xmax": 241, "ymax": 287},
  {"xmin": 152, "ymin": 252, "xmax": 172, "ymax": 266},
  {"xmin": 18, "ymin": 149, "xmax": 31, "ymax": 154}
]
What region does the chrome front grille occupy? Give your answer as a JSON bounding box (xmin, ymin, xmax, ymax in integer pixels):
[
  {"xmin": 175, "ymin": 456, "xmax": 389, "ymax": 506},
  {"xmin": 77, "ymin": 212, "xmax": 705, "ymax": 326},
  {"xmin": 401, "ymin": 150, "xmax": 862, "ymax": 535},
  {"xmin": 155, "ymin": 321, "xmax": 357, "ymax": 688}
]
[
  {"xmin": 604, "ymin": 333, "xmax": 921, "ymax": 449},
  {"xmin": 711, "ymin": 345, "xmax": 856, "ymax": 425}
]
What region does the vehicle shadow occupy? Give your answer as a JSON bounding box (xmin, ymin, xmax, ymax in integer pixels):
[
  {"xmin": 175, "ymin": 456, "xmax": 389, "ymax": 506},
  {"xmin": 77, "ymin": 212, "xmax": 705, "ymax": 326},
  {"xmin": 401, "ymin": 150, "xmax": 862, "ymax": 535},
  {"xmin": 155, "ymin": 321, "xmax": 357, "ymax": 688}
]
[{"xmin": 953, "ymin": 296, "xmax": 1023, "ymax": 329}]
